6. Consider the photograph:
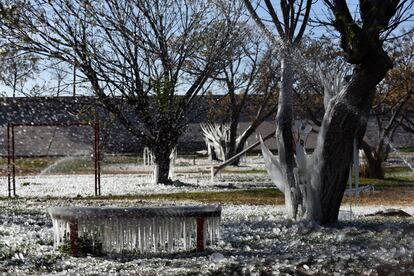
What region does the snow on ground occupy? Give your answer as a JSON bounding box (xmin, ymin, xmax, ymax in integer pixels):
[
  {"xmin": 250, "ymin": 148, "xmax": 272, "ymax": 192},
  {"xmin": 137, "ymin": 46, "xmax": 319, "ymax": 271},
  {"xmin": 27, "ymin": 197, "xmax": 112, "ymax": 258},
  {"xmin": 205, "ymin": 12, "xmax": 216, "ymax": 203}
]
[{"xmin": 1, "ymin": 199, "xmax": 414, "ymax": 275}]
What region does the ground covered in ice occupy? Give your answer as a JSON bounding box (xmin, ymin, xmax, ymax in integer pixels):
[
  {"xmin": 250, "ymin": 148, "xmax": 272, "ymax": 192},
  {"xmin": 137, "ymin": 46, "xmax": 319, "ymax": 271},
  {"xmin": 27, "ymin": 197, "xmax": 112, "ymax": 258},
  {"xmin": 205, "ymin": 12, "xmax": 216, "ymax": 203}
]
[
  {"xmin": 0, "ymin": 157, "xmax": 271, "ymax": 197},
  {"xmin": 1, "ymin": 198, "xmax": 414, "ymax": 275}
]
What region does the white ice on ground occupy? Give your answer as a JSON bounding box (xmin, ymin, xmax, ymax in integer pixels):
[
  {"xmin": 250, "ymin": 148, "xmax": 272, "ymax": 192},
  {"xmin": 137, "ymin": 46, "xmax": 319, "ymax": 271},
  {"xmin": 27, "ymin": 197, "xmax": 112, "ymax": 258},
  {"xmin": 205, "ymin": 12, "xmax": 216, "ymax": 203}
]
[
  {"xmin": 0, "ymin": 172, "xmax": 274, "ymax": 198},
  {"xmin": 0, "ymin": 156, "xmax": 274, "ymax": 197},
  {"xmin": 1, "ymin": 201, "xmax": 414, "ymax": 275}
]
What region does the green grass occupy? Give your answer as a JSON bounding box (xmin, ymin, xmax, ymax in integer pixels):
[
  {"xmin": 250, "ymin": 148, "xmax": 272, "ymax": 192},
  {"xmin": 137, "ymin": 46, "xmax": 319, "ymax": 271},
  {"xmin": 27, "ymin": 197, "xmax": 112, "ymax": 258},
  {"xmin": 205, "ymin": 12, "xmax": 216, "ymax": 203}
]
[
  {"xmin": 224, "ymin": 168, "xmax": 267, "ymax": 174},
  {"xmin": 101, "ymin": 155, "xmax": 142, "ymax": 164},
  {"xmin": 0, "ymin": 188, "xmax": 285, "ymax": 205},
  {"xmin": 385, "ymin": 166, "xmax": 412, "ymax": 174},
  {"xmin": 89, "ymin": 188, "xmax": 284, "ymax": 205},
  {"xmin": 395, "ymin": 147, "xmax": 414, "ymax": 153},
  {"xmin": 0, "ymin": 155, "xmax": 143, "ymax": 175},
  {"xmin": 360, "ymin": 177, "xmax": 414, "ymax": 188},
  {"xmin": 363, "ymin": 166, "xmax": 414, "ymax": 188},
  {"xmin": 134, "ymin": 188, "xmax": 284, "ymax": 204},
  {"xmin": 0, "ymin": 157, "xmax": 53, "ymax": 170}
]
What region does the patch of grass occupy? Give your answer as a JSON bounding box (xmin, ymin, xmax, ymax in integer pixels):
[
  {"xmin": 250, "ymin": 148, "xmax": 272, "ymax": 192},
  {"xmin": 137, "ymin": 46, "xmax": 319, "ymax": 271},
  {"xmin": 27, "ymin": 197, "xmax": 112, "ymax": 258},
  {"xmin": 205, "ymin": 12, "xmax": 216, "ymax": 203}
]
[
  {"xmin": 385, "ymin": 166, "xmax": 412, "ymax": 174},
  {"xmin": 102, "ymin": 155, "xmax": 142, "ymax": 164},
  {"xmin": 0, "ymin": 157, "xmax": 54, "ymax": 175},
  {"xmin": 360, "ymin": 177, "xmax": 414, "ymax": 188},
  {"xmin": 86, "ymin": 188, "xmax": 285, "ymax": 205},
  {"xmin": 47, "ymin": 158, "xmax": 93, "ymax": 174},
  {"xmin": 224, "ymin": 168, "xmax": 267, "ymax": 174},
  {"xmin": 395, "ymin": 147, "xmax": 414, "ymax": 153}
]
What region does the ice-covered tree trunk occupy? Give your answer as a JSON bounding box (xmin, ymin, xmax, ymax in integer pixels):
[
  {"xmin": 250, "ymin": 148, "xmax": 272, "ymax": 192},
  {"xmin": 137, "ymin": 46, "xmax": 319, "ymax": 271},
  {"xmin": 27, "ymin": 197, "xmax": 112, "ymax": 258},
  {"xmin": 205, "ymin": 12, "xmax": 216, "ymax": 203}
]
[
  {"xmin": 276, "ymin": 52, "xmax": 302, "ymax": 219},
  {"xmin": 308, "ymin": 53, "xmax": 391, "ymax": 223}
]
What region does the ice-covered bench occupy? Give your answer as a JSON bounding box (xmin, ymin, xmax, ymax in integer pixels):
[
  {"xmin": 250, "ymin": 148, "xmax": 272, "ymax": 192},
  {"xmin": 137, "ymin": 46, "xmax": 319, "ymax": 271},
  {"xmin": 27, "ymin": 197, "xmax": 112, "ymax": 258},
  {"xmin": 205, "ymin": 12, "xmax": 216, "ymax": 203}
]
[{"xmin": 49, "ymin": 205, "xmax": 221, "ymax": 256}]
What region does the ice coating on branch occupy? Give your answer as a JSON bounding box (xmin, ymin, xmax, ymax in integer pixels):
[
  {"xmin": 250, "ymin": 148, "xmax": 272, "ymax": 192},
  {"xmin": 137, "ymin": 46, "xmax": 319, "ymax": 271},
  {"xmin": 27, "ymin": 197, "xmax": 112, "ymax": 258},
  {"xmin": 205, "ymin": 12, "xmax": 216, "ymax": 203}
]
[
  {"xmin": 200, "ymin": 123, "xmax": 229, "ymax": 161},
  {"xmin": 259, "ymin": 135, "xmax": 285, "ymax": 192},
  {"xmin": 318, "ymin": 67, "xmax": 348, "ymax": 110},
  {"xmin": 295, "ymin": 142, "xmax": 313, "ymax": 179},
  {"xmin": 49, "ymin": 206, "xmax": 221, "ymax": 254}
]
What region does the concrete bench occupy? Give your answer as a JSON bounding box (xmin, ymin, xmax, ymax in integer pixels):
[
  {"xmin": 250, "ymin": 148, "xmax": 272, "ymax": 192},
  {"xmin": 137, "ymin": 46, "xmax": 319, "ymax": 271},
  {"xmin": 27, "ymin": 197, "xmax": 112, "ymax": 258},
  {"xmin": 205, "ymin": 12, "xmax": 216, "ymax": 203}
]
[{"xmin": 49, "ymin": 205, "xmax": 221, "ymax": 256}]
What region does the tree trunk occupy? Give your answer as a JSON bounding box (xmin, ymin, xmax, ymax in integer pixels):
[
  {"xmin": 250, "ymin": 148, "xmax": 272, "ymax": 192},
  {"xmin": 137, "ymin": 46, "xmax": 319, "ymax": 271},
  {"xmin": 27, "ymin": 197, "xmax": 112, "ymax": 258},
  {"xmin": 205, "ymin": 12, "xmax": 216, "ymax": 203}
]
[
  {"xmin": 367, "ymin": 158, "xmax": 385, "ymax": 179},
  {"xmin": 152, "ymin": 131, "xmax": 175, "ymax": 184},
  {"xmin": 209, "ymin": 144, "xmax": 219, "ymax": 161},
  {"xmin": 276, "ymin": 52, "xmax": 300, "ymax": 219},
  {"xmin": 225, "ymin": 114, "xmax": 239, "ymax": 163},
  {"xmin": 230, "ymin": 131, "xmax": 254, "ymax": 167},
  {"xmin": 361, "ymin": 140, "xmax": 385, "ymax": 179},
  {"xmin": 153, "ymin": 149, "xmax": 172, "ymax": 184},
  {"xmin": 308, "ymin": 51, "xmax": 391, "ymax": 224},
  {"xmin": 12, "ymin": 72, "xmax": 17, "ymax": 98}
]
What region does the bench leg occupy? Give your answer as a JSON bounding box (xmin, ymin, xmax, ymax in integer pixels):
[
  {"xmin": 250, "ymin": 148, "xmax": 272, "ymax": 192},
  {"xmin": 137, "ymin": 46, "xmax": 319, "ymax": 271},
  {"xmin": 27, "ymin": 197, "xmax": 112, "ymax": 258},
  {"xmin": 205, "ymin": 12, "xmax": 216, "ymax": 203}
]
[
  {"xmin": 69, "ymin": 221, "xmax": 78, "ymax": 256},
  {"xmin": 196, "ymin": 217, "xmax": 205, "ymax": 251}
]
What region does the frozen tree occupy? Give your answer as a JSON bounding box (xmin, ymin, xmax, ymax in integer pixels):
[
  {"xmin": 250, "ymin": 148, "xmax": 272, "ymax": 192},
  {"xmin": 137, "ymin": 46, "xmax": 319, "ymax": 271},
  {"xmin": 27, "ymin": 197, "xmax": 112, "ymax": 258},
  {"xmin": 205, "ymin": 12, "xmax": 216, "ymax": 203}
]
[
  {"xmin": 200, "ymin": 122, "xmax": 230, "ymax": 161},
  {"xmin": 243, "ymin": 0, "xmax": 312, "ymax": 219},
  {"xmin": 0, "ymin": 0, "xmax": 237, "ymax": 184},
  {"xmin": 308, "ymin": 0, "xmax": 414, "ymax": 223},
  {"xmin": 247, "ymin": 0, "xmax": 413, "ymax": 223}
]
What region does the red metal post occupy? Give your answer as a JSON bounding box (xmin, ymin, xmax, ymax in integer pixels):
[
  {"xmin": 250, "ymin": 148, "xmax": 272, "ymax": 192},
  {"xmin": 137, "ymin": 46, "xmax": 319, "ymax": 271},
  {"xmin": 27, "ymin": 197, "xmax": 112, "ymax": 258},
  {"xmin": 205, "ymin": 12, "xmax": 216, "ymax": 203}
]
[
  {"xmin": 93, "ymin": 121, "xmax": 97, "ymax": 196},
  {"xmin": 7, "ymin": 123, "xmax": 11, "ymax": 197},
  {"xmin": 69, "ymin": 220, "xmax": 78, "ymax": 256},
  {"xmin": 5, "ymin": 121, "xmax": 98, "ymax": 197},
  {"xmin": 196, "ymin": 217, "xmax": 205, "ymax": 251},
  {"xmin": 96, "ymin": 120, "xmax": 101, "ymax": 196},
  {"xmin": 11, "ymin": 125, "xmax": 16, "ymax": 197}
]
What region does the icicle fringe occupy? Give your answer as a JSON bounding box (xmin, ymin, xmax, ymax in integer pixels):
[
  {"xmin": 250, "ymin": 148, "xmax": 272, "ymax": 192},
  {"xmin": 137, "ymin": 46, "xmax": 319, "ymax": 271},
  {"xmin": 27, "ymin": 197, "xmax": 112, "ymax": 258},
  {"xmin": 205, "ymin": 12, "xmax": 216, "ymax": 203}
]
[{"xmin": 50, "ymin": 206, "xmax": 221, "ymax": 254}]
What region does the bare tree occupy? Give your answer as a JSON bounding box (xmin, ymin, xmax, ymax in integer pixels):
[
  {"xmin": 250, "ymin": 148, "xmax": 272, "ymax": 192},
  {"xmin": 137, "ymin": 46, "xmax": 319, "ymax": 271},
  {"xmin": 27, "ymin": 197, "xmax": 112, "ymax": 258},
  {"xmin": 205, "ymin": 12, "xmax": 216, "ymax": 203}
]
[
  {"xmin": 211, "ymin": 38, "xmax": 280, "ymax": 164},
  {"xmin": 361, "ymin": 34, "xmax": 414, "ymax": 179},
  {"xmin": 47, "ymin": 62, "xmax": 72, "ymax": 97},
  {"xmin": 0, "ymin": 0, "xmax": 237, "ymax": 184},
  {"xmin": 0, "ymin": 46, "xmax": 38, "ymax": 97}
]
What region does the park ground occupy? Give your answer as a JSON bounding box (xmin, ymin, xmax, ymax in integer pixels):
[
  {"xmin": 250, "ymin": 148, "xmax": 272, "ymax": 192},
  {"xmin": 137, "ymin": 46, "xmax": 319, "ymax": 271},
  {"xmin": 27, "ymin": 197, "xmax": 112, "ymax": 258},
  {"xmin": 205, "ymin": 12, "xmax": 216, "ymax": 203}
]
[{"xmin": 0, "ymin": 153, "xmax": 414, "ymax": 275}]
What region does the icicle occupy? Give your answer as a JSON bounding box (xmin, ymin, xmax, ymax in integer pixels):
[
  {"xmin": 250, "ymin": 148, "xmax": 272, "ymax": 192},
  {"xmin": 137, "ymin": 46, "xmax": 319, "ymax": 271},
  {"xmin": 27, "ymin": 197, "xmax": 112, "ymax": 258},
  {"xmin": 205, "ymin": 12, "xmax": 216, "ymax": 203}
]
[
  {"xmin": 49, "ymin": 206, "xmax": 222, "ymax": 255},
  {"xmin": 203, "ymin": 218, "xmax": 207, "ymax": 249},
  {"xmin": 167, "ymin": 218, "xmax": 172, "ymax": 252}
]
